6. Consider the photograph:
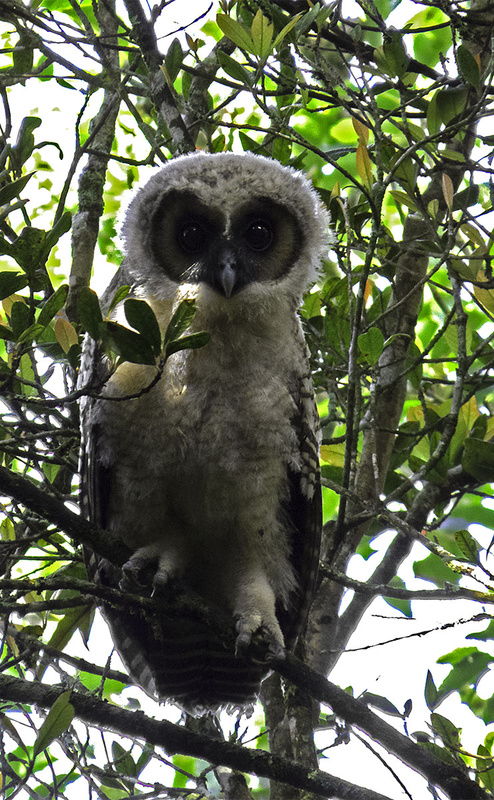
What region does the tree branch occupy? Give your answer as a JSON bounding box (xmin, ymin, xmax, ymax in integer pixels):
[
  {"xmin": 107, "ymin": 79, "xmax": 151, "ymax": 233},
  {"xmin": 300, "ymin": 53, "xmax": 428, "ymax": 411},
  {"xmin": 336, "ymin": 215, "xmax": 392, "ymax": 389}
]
[{"xmin": 0, "ymin": 673, "xmax": 395, "ymax": 800}]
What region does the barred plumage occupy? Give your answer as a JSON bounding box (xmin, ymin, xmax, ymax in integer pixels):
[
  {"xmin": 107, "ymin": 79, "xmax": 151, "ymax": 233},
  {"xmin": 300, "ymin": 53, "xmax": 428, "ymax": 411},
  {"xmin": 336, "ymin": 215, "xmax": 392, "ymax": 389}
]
[{"xmin": 80, "ymin": 152, "xmax": 329, "ymax": 713}]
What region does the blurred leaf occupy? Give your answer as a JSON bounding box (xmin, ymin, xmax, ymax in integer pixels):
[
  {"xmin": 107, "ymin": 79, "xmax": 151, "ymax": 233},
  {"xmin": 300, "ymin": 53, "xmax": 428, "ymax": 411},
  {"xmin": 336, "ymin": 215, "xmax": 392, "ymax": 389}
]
[
  {"xmin": 0, "ymin": 272, "xmax": 28, "ymax": 300},
  {"xmin": 164, "ymin": 298, "xmax": 197, "ymax": 345},
  {"xmin": 430, "ymin": 713, "xmax": 461, "ymax": 748},
  {"xmin": 165, "ymin": 331, "xmax": 210, "ymax": 358},
  {"xmin": 38, "ymin": 284, "xmax": 68, "ymax": 328},
  {"xmin": 383, "ymin": 575, "xmax": 412, "ymax": 617},
  {"xmin": 358, "ymin": 327, "xmax": 384, "ymax": 364},
  {"xmin": 163, "ymin": 38, "xmax": 183, "ymax": 84},
  {"xmin": 477, "ymin": 745, "xmax": 494, "ymax": 791},
  {"xmin": 217, "ymin": 51, "xmax": 252, "ymax": 85},
  {"xmin": 442, "ymin": 173, "xmax": 454, "ymax": 211},
  {"xmin": 250, "ymin": 9, "xmax": 273, "ymax": 60},
  {"xmin": 216, "ymin": 14, "xmax": 254, "ymax": 53},
  {"xmin": 361, "ymin": 692, "xmax": 402, "ymax": 716},
  {"xmin": 11, "ymin": 116, "xmax": 41, "ymax": 168},
  {"xmin": 124, "ymin": 298, "xmax": 161, "ymax": 355},
  {"xmin": 105, "ymin": 321, "xmax": 156, "ymax": 365},
  {"xmin": 11, "ymin": 300, "xmax": 31, "ymax": 338},
  {"xmin": 107, "ymin": 284, "xmax": 130, "ymax": 315},
  {"xmin": 456, "ymin": 45, "xmax": 480, "ymax": 90},
  {"xmin": 413, "ymin": 552, "xmax": 460, "ymax": 587},
  {"xmin": 77, "ymin": 287, "xmax": 103, "ymax": 339},
  {"xmin": 10, "ymin": 227, "xmax": 46, "ymax": 275},
  {"xmin": 462, "ymin": 438, "xmax": 494, "ymax": 482},
  {"xmin": 382, "ymin": 32, "xmax": 409, "ymax": 77},
  {"xmin": 44, "ymin": 210, "xmax": 72, "ymax": 253},
  {"xmin": 0, "ymin": 172, "xmax": 34, "ymax": 205},
  {"xmin": 356, "ymin": 141, "xmax": 373, "ymax": 189},
  {"xmin": 54, "ymin": 316, "xmax": 78, "ymax": 353},
  {"xmin": 33, "ymin": 691, "xmax": 74, "ymax": 757},
  {"xmin": 454, "ymin": 529, "xmax": 479, "ymax": 563},
  {"xmin": 474, "ymin": 269, "xmax": 494, "ymax": 313},
  {"xmin": 425, "ymin": 670, "xmax": 439, "ymax": 710},
  {"xmin": 273, "ymin": 13, "xmax": 303, "ymax": 49},
  {"xmin": 436, "ymin": 87, "xmax": 468, "ymax": 125},
  {"xmin": 437, "ymin": 648, "xmax": 493, "ymax": 702}
]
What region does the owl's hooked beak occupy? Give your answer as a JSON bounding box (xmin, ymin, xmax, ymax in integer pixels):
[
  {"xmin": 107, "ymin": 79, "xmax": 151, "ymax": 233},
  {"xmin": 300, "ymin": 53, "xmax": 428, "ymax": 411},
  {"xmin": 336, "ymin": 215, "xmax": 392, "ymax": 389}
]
[{"xmin": 218, "ymin": 255, "xmax": 237, "ymax": 298}]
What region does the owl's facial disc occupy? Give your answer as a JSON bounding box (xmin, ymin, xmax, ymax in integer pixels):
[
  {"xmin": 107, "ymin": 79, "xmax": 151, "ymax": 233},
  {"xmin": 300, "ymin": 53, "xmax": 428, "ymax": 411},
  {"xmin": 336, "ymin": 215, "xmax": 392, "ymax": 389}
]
[{"xmin": 150, "ymin": 190, "xmax": 302, "ymax": 297}]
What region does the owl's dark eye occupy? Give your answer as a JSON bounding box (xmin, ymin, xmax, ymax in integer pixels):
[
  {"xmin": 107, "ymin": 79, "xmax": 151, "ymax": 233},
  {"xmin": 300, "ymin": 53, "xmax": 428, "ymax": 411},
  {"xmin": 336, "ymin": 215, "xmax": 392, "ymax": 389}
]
[
  {"xmin": 243, "ymin": 219, "xmax": 273, "ymax": 251},
  {"xmin": 179, "ymin": 220, "xmax": 208, "ymax": 254}
]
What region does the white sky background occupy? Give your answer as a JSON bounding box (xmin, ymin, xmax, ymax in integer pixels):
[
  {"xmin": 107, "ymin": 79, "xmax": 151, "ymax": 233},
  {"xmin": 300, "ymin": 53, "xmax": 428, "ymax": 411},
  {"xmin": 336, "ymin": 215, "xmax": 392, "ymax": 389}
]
[{"xmin": 4, "ymin": 0, "xmax": 494, "ymax": 798}]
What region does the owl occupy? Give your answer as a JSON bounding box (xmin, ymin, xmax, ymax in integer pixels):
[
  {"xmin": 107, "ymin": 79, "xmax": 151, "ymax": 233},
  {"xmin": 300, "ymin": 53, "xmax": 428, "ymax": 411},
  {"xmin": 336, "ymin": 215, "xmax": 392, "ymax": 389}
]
[{"xmin": 80, "ymin": 152, "xmax": 329, "ymax": 713}]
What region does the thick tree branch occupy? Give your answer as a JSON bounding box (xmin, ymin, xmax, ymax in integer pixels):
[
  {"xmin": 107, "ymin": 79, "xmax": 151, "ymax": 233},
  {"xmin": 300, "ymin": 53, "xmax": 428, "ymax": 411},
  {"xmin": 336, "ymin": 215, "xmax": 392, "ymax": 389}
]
[
  {"xmin": 0, "ymin": 464, "xmax": 131, "ymax": 565},
  {"xmin": 0, "ymin": 673, "xmax": 394, "ymax": 800}
]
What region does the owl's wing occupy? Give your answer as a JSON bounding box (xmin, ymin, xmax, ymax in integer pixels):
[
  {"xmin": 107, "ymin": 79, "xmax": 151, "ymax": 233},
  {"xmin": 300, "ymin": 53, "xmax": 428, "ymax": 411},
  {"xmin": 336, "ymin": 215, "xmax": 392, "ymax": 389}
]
[{"xmin": 279, "ymin": 360, "xmax": 322, "ymax": 650}]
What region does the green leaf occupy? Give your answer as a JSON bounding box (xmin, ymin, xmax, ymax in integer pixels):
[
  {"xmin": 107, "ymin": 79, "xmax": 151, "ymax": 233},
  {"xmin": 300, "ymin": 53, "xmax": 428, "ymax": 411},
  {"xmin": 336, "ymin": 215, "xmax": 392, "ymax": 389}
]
[
  {"xmin": 217, "ymin": 50, "xmax": 252, "ymax": 85},
  {"xmin": 417, "ymin": 740, "xmax": 458, "ymax": 766},
  {"xmin": 272, "ymin": 13, "xmax": 303, "ymax": 49},
  {"xmin": 436, "ymin": 87, "xmax": 468, "ymax": 126},
  {"xmin": 44, "ymin": 210, "xmax": 72, "ymax": 253},
  {"xmin": 425, "ymin": 670, "xmax": 439, "ymax": 710},
  {"xmin": 165, "ymin": 331, "xmax": 210, "ymax": 357},
  {"xmin": 413, "ymin": 552, "xmax": 460, "ymax": 587},
  {"xmin": 427, "ymin": 91, "xmax": 441, "ymax": 136},
  {"xmin": 112, "ymin": 741, "xmax": 136, "ymax": 781},
  {"xmin": 361, "ymin": 692, "xmax": 402, "ymax": 716},
  {"xmin": 163, "ymin": 298, "xmax": 197, "ymax": 345},
  {"xmin": 216, "ymin": 14, "xmax": 254, "ymax": 53},
  {"xmin": 0, "ymin": 713, "xmax": 29, "ymax": 754},
  {"xmin": 77, "ymin": 287, "xmax": 103, "ymax": 339},
  {"xmin": 462, "ymin": 438, "xmax": 494, "ymax": 482},
  {"xmin": 33, "ymin": 691, "xmax": 74, "ymax": 757},
  {"xmin": 250, "ymin": 9, "xmax": 273, "ymax": 60},
  {"xmin": 11, "ymin": 116, "xmax": 41, "ymax": 168},
  {"xmin": 37, "ymin": 284, "xmax": 68, "ymax": 328},
  {"xmin": 164, "ymin": 38, "xmax": 183, "ymax": 83},
  {"xmin": 55, "ymin": 316, "xmax": 78, "ymax": 353},
  {"xmin": 10, "ymin": 300, "xmax": 31, "ymax": 339},
  {"xmin": 358, "ymin": 327, "xmax": 384, "ymax": 365},
  {"xmin": 383, "ymin": 575, "xmax": 412, "ymax": 617},
  {"xmin": 382, "ymin": 33, "xmax": 409, "ymax": 77},
  {"xmin": 454, "ymin": 529, "xmax": 479, "ymax": 563},
  {"xmin": 437, "ymin": 648, "xmax": 493, "ymax": 702},
  {"xmin": 105, "ymin": 321, "xmax": 156, "ymax": 365},
  {"xmin": 0, "ymin": 172, "xmax": 34, "ymax": 206},
  {"xmin": 124, "ymin": 298, "xmax": 161, "ymax": 355},
  {"xmin": 0, "ymin": 271, "xmax": 28, "ymax": 300},
  {"xmin": 107, "ymin": 284, "xmax": 130, "ymax": 315},
  {"xmin": 430, "ymin": 713, "xmax": 461, "ymax": 748},
  {"xmin": 456, "ymin": 44, "xmax": 480, "ymax": 89},
  {"xmin": 10, "ymin": 227, "xmax": 46, "ymax": 274},
  {"xmin": 477, "ymin": 745, "xmax": 494, "ymax": 791},
  {"xmin": 239, "ymin": 131, "xmax": 270, "ymax": 156}
]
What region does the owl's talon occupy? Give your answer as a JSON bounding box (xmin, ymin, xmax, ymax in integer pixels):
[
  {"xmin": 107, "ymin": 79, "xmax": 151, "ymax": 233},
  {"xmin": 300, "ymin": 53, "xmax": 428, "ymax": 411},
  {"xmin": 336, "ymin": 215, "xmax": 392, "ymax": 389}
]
[
  {"xmin": 235, "ymin": 623, "xmax": 285, "ymax": 663},
  {"xmin": 120, "ymin": 556, "xmax": 158, "ymax": 592},
  {"xmin": 151, "ymin": 569, "xmax": 173, "ymax": 595}
]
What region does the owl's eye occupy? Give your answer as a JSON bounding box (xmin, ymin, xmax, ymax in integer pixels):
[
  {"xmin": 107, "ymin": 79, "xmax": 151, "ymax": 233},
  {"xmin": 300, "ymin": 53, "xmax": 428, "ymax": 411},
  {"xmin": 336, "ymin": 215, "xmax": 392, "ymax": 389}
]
[
  {"xmin": 243, "ymin": 219, "xmax": 273, "ymax": 251},
  {"xmin": 179, "ymin": 221, "xmax": 208, "ymax": 254}
]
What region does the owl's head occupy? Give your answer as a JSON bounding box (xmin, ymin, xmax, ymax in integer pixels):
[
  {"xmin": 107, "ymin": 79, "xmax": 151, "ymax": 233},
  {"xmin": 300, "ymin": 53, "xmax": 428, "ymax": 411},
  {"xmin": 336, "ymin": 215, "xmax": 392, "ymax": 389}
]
[{"xmin": 121, "ymin": 152, "xmax": 330, "ymax": 309}]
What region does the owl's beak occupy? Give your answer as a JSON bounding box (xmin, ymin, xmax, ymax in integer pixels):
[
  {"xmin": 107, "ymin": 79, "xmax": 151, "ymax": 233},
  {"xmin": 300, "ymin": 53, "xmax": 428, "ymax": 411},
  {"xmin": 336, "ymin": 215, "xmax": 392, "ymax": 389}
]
[{"xmin": 219, "ymin": 259, "xmax": 237, "ymax": 298}]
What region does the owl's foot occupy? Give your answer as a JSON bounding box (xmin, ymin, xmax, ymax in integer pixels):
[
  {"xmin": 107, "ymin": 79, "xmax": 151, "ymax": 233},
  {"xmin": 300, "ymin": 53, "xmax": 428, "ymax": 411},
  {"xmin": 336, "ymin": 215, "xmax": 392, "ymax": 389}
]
[
  {"xmin": 119, "ymin": 555, "xmax": 159, "ymax": 592},
  {"xmin": 235, "ymin": 617, "xmax": 285, "ymax": 663},
  {"xmin": 151, "ymin": 567, "xmax": 179, "ymax": 596}
]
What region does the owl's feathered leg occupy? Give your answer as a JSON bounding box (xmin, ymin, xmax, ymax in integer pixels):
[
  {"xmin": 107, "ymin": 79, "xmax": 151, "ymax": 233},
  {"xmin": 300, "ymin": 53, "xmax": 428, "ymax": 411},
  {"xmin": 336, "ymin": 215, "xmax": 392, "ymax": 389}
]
[{"xmin": 232, "ymin": 568, "xmax": 285, "ymax": 662}]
